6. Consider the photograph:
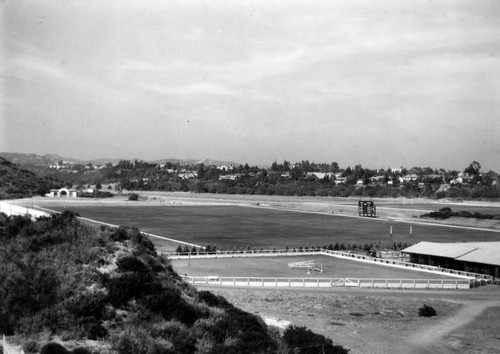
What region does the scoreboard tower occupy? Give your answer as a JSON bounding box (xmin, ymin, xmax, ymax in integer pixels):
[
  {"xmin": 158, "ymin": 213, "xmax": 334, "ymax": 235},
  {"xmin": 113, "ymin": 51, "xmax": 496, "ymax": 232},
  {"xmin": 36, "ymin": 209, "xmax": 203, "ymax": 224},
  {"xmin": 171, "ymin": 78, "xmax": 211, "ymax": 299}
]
[{"xmin": 358, "ymin": 200, "xmax": 376, "ymax": 217}]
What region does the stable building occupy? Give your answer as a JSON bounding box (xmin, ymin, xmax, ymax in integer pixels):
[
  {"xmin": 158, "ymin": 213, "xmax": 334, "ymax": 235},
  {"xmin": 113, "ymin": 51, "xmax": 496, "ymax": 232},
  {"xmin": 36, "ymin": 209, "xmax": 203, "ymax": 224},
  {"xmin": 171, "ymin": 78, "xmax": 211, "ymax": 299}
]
[{"xmin": 403, "ymin": 241, "xmax": 500, "ymax": 279}]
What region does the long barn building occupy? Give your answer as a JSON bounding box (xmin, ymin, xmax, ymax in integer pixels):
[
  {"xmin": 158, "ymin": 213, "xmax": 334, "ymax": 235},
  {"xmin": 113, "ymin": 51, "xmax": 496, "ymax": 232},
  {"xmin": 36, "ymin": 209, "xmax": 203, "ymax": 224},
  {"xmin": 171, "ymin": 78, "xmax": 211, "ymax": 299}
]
[{"xmin": 403, "ymin": 241, "xmax": 500, "ymax": 279}]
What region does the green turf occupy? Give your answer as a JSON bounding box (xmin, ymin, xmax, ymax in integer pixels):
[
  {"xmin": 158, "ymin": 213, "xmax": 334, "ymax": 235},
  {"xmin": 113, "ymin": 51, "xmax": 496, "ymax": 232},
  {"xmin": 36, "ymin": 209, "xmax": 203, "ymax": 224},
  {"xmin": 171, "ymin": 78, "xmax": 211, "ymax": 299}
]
[
  {"xmin": 171, "ymin": 255, "xmax": 460, "ymax": 279},
  {"xmin": 50, "ymin": 205, "xmax": 500, "ymax": 250}
]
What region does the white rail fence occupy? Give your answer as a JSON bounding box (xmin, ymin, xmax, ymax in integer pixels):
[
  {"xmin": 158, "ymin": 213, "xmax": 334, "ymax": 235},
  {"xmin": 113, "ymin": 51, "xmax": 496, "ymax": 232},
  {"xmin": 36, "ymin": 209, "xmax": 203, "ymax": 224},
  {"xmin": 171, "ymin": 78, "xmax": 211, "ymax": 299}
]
[
  {"xmin": 2, "ymin": 335, "xmax": 25, "ymax": 354},
  {"xmin": 183, "ymin": 276, "xmax": 472, "ymax": 290},
  {"xmin": 166, "ymin": 249, "xmax": 493, "ymax": 282}
]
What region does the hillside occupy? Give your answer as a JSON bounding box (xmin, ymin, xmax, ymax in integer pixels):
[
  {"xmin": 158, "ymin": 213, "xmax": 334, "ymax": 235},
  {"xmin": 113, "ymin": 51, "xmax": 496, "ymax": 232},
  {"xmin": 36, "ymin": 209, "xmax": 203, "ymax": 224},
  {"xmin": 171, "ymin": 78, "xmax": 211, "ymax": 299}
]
[
  {"xmin": 0, "ymin": 157, "xmax": 59, "ymax": 199},
  {"xmin": 0, "ymin": 211, "xmax": 348, "ymax": 354}
]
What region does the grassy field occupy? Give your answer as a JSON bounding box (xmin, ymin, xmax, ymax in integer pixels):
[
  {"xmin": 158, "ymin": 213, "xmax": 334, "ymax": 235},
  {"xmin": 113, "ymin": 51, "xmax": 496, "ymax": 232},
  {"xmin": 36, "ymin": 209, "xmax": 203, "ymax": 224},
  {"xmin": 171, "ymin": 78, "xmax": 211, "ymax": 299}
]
[
  {"xmin": 171, "ymin": 255, "xmax": 460, "ymax": 279},
  {"xmin": 49, "ymin": 204, "xmax": 500, "ymax": 251}
]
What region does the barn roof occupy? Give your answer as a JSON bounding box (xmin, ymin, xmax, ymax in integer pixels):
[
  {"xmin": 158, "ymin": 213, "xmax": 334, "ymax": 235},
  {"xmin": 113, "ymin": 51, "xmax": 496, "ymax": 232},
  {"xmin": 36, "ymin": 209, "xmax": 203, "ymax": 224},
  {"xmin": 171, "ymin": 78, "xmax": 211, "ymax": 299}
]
[{"xmin": 403, "ymin": 241, "xmax": 500, "ymax": 266}]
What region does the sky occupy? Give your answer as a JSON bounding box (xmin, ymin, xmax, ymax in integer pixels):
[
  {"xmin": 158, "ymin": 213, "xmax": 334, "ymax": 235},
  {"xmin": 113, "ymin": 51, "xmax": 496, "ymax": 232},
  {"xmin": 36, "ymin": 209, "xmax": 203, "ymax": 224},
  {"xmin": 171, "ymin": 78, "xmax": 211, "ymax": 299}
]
[{"xmin": 1, "ymin": 0, "xmax": 500, "ymax": 171}]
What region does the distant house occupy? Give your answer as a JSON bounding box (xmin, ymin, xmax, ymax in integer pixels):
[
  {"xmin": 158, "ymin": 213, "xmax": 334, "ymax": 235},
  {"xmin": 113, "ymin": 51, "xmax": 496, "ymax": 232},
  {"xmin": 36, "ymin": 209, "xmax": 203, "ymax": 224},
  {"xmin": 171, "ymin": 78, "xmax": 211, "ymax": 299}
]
[
  {"xmin": 335, "ymin": 177, "xmax": 347, "ymax": 184},
  {"xmin": 370, "ymin": 175, "xmax": 385, "ymax": 183},
  {"xmin": 451, "ymin": 172, "xmax": 473, "ymax": 185},
  {"xmin": 219, "ymin": 174, "xmax": 240, "ymax": 181},
  {"xmin": 178, "ymin": 172, "xmax": 197, "ymax": 180},
  {"xmin": 400, "ymin": 174, "xmax": 418, "ymax": 183}
]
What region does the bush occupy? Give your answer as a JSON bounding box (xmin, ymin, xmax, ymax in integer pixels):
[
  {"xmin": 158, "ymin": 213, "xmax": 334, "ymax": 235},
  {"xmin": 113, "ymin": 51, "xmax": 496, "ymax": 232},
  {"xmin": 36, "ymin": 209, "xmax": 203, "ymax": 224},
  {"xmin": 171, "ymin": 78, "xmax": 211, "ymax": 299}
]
[
  {"xmin": 197, "ymin": 291, "xmax": 231, "ymax": 309},
  {"xmin": 116, "ymin": 256, "xmax": 151, "ymax": 275},
  {"xmin": 283, "ymin": 325, "xmax": 350, "ymax": 354},
  {"xmin": 110, "ymin": 227, "xmax": 129, "ymax": 242},
  {"xmin": 40, "ymin": 342, "xmax": 70, "ymax": 354},
  {"xmin": 71, "ymin": 348, "xmax": 92, "ymax": 354},
  {"xmin": 418, "ymin": 304, "xmax": 437, "ymax": 317},
  {"xmin": 128, "ymin": 193, "xmax": 139, "ymax": 201},
  {"xmin": 22, "ymin": 341, "xmax": 40, "ymax": 353}
]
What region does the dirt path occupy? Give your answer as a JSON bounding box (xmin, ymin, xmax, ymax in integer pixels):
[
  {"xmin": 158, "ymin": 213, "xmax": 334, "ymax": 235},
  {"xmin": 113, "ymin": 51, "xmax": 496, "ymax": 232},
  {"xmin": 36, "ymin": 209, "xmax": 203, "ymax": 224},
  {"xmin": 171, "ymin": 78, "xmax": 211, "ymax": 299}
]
[{"xmin": 406, "ymin": 300, "xmax": 500, "ymax": 354}]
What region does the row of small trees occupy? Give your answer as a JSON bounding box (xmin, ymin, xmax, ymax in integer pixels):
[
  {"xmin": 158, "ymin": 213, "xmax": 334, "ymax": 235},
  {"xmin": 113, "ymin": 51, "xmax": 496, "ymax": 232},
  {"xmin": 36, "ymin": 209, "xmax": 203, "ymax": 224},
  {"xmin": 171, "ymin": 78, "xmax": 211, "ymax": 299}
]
[{"xmin": 175, "ymin": 242, "xmax": 412, "ymax": 256}]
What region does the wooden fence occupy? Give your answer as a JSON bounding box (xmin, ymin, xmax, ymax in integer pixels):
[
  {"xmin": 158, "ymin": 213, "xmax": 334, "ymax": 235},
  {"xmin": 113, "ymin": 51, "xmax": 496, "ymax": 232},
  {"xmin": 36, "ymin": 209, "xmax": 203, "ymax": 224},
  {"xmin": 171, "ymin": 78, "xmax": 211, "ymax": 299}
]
[{"xmin": 182, "ymin": 276, "xmax": 472, "ymax": 289}]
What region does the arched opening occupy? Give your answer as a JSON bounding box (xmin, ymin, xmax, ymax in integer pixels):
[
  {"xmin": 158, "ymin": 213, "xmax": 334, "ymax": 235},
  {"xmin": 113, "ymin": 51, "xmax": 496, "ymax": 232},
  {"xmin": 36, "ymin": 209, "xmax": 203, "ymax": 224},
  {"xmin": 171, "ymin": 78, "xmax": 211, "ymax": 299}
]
[{"xmin": 58, "ymin": 188, "xmax": 69, "ymax": 197}]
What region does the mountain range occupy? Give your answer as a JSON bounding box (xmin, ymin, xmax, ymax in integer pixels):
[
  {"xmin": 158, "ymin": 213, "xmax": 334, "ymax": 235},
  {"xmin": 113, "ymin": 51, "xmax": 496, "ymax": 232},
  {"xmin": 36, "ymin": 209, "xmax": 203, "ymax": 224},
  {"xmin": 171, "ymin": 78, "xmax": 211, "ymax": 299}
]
[{"xmin": 0, "ymin": 152, "xmax": 240, "ymax": 168}]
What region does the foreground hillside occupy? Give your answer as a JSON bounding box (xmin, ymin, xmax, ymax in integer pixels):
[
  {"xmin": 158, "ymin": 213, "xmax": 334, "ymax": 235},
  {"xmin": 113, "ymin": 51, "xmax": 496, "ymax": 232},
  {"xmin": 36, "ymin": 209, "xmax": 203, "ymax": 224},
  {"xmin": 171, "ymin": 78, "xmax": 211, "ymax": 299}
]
[{"xmin": 0, "ymin": 211, "xmax": 348, "ymax": 354}]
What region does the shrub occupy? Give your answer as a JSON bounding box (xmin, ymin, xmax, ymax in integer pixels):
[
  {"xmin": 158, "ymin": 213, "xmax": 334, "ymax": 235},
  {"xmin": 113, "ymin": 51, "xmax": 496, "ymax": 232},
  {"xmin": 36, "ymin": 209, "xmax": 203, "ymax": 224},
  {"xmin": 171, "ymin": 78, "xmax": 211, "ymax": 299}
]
[
  {"xmin": 22, "ymin": 341, "xmax": 40, "ymax": 353},
  {"xmin": 40, "ymin": 342, "xmax": 70, "ymax": 354},
  {"xmin": 283, "ymin": 325, "xmax": 350, "ymax": 354},
  {"xmin": 110, "ymin": 227, "xmax": 129, "ymax": 242},
  {"xmin": 106, "ymin": 272, "xmax": 155, "ymax": 307},
  {"xmin": 197, "ymin": 291, "xmax": 231, "ymax": 309},
  {"xmin": 71, "ymin": 348, "xmax": 92, "ymax": 354},
  {"xmin": 128, "ymin": 193, "xmax": 139, "ymax": 201},
  {"xmin": 116, "ymin": 256, "xmax": 151, "ymax": 275},
  {"xmin": 419, "ymin": 304, "xmax": 437, "ymax": 317}
]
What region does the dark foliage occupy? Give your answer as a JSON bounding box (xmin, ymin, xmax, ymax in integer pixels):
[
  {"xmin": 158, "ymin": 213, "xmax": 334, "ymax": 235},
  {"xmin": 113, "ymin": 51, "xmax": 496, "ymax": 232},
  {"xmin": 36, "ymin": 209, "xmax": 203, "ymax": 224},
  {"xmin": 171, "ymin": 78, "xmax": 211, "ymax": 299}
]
[
  {"xmin": 283, "ymin": 325, "xmax": 350, "ymax": 354},
  {"xmin": 40, "ymin": 342, "xmax": 70, "ymax": 354},
  {"xmin": 197, "ymin": 290, "xmax": 231, "ymax": 309},
  {"xmin": 419, "ymin": 304, "xmax": 437, "ymax": 317},
  {"xmin": 116, "ymin": 256, "xmax": 152, "ymax": 274},
  {"xmin": 110, "ymin": 226, "xmax": 130, "ymax": 241},
  {"xmin": 71, "ymin": 348, "xmax": 93, "ymax": 354},
  {"xmin": 421, "ymin": 207, "xmax": 500, "ymax": 220},
  {"xmin": 128, "ymin": 193, "xmax": 139, "ymax": 201}
]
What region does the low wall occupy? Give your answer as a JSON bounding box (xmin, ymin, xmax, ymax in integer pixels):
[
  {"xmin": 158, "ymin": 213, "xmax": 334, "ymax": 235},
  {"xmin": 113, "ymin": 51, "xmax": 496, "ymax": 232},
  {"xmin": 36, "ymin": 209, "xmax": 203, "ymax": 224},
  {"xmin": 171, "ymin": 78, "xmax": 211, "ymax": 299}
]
[
  {"xmin": 184, "ymin": 276, "xmax": 472, "ymax": 290},
  {"xmin": 0, "ymin": 201, "xmax": 49, "ymax": 219}
]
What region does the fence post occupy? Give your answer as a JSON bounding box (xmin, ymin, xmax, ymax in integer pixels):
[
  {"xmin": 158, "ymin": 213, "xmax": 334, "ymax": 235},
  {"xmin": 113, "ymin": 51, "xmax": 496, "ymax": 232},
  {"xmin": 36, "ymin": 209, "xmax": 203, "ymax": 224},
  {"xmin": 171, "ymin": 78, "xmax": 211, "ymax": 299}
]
[
  {"xmin": 427, "ymin": 279, "xmax": 430, "ymax": 289},
  {"xmin": 247, "ymin": 277, "xmax": 250, "ymax": 286}
]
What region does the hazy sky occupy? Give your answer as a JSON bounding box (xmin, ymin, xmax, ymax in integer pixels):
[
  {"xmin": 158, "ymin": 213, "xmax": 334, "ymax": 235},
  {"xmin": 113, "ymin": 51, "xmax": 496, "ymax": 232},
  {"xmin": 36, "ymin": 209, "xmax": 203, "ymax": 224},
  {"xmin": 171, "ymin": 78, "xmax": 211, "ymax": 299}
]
[{"xmin": 2, "ymin": 0, "xmax": 499, "ymax": 171}]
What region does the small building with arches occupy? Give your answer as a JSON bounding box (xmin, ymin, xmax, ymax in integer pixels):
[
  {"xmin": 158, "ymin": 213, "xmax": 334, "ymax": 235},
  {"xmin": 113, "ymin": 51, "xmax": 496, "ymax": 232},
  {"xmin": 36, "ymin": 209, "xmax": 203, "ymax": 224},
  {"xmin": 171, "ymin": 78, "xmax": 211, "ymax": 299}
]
[{"xmin": 46, "ymin": 188, "xmax": 78, "ymax": 198}]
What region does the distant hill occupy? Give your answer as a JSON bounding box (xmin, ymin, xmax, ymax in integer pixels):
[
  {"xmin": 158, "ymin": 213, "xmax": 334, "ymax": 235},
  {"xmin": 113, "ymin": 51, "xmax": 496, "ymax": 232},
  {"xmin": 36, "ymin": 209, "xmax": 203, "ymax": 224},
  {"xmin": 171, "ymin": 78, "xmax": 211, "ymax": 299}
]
[
  {"xmin": 0, "ymin": 152, "xmax": 240, "ymax": 168},
  {"xmin": 0, "ymin": 156, "xmax": 60, "ymax": 199}
]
